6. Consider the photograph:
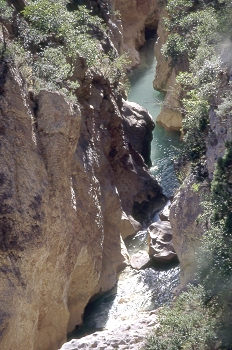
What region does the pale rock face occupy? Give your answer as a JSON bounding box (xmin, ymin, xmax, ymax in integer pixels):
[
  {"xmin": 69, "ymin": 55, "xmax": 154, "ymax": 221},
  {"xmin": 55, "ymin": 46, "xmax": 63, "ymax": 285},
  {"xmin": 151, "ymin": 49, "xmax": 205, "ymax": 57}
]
[
  {"xmin": 112, "ymin": 0, "xmax": 159, "ymax": 66},
  {"xmin": 130, "ymin": 250, "xmax": 151, "ymax": 270},
  {"xmin": 119, "ymin": 211, "xmax": 142, "ymax": 240},
  {"xmin": 153, "ymin": 8, "xmax": 172, "ymax": 92},
  {"xmin": 169, "ymin": 176, "xmax": 209, "ymax": 286},
  {"xmin": 155, "ymin": 70, "xmax": 182, "ymax": 132},
  {"xmin": 0, "ymin": 56, "xmax": 162, "ymax": 350},
  {"xmin": 153, "ymin": 7, "xmax": 183, "ymax": 132}
]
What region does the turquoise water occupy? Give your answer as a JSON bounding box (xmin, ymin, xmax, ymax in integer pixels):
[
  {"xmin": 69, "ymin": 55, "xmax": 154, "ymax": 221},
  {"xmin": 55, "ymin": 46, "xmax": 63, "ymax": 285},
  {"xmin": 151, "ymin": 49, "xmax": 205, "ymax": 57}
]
[{"xmin": 128, "ymin": 39, "xmax": 182, "ymax": 198}]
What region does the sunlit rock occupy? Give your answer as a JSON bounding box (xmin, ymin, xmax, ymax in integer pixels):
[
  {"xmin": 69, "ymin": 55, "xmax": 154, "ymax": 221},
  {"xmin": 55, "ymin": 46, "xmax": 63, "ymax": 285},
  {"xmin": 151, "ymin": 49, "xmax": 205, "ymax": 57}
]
[
  {"xmin": 130, "ymin": 250, "xmax": 151, "ymax": 270},
  {"xmin": 148, "ymin": 221, "xmax": 178, "ymax": 263},
  {"xmin": 119, "ymin": 211, "xmax": 142, "ymax": 240},
  {"xmin": 59, "ymin": 311, "xmax": 158, "ymax": 350}
]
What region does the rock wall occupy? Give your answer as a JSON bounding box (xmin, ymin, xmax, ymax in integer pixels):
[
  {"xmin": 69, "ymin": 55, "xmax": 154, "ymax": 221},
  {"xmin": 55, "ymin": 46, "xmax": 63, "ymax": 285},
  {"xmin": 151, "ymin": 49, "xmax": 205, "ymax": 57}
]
[
  {"xmin": 153, "ymin": 7, "xmax": 185, "ymax": 131},
  {"xmin": 86, "ymin": 0, "xmax": 161, "ymax": 67},
  {"xmin": 0, "ymin": 35, "xmax": 163, "ymax": 350},
  {"xmin": 170, "ymin": 65, "xmax": 232, "ymax": 287},
  {"xmin": 111, "ymin": 0, "xmax": 160, "ymax": 66},
  {"xmin": 169, "ymin": 176, "xmax": 207, "ymax": 287}
]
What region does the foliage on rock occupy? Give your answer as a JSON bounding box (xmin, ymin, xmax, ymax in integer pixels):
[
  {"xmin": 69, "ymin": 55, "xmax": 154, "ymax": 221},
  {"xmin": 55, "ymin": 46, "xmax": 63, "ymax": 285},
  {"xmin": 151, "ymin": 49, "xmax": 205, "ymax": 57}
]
[
  {"xmin": 145, "ymin": 0, "xmax": 232, "ymax": 349},
  {"xmin": 0, "ymin": 0, "xmax": 129, "ymax": 98},
  {"xmin": 163, "ymin": 0, "xmax": 231, "ymax": 174},
  {"xmin": 144, "ymin": 285, "xmax": 218, "ymax": 350}
]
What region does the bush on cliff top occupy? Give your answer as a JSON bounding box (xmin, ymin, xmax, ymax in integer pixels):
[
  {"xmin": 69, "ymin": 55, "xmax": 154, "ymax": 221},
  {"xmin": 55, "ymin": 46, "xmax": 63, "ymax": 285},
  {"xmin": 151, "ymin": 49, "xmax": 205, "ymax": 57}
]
[
  {"xmin": 0, "ymin": 0, "xmax": 129, "ymax": 98},
  {"xmin": 163, "ymin": 0, "xmax": 230, "ymax": 170}
]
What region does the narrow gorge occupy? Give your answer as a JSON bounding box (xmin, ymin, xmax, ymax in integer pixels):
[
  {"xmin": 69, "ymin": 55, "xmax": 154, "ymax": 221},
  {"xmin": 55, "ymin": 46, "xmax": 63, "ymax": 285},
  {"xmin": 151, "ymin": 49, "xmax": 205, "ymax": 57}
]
[{"xmin": 1, "ymin": 0, "xmax": 232, "ymax": 349}]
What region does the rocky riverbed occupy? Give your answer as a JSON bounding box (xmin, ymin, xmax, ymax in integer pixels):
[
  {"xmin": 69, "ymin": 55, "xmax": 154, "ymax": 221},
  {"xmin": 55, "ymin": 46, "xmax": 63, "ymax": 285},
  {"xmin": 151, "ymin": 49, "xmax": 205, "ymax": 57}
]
[{"xmin": 60, "ymin": 310, "xmax": 158, "ymax": 350}]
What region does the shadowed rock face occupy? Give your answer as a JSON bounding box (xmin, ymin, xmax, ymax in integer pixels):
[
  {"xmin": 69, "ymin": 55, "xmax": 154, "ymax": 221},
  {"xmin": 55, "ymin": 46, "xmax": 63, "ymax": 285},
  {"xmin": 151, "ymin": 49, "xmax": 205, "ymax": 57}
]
[
  {"xmin": 122, "ymin": 100, "xmax": 155, "ymax": 167},
  {"xmin": 0, "ymin": 57, "xmax": 163, "ymax": 350}
]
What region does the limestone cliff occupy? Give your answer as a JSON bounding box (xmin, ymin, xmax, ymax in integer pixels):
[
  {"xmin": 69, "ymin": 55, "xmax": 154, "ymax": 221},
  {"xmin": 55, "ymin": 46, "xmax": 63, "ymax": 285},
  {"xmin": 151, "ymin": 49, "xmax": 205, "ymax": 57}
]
[
  {"xmin": 0, "ymin": 1, "xmax": 165, "ymax": 348},
  {"xmin": 113, "ymin": 0, "xmax": 159, "ymax": 66},
  {"xmin": 153, "ymin": 7, "xmax": 187, "ymax": 131},
  {"xmin": 169, "ymin": 49, "xmax": 232, "ymax": 287}
]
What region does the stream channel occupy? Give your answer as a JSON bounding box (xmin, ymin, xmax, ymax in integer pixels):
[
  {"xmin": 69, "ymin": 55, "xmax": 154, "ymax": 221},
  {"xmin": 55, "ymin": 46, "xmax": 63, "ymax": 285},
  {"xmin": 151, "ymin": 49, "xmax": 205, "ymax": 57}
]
[{"xmin": 69, "ymin": 38, "xmax": 182, "ymax": 339}]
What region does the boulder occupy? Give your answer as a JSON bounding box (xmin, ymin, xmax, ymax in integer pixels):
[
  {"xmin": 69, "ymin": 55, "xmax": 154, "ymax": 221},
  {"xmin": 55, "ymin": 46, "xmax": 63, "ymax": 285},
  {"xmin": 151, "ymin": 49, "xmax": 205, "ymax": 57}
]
[
  {"xmin": 122, "ymin": 99, "xmax": 155, "ymax": 167},
  {"xmin": 130, "ymin": 250, "xmax": 151, "ymax": 270},
  {"xmin": 148, "ymin": 221, "xmax": 178, "ymax": 263}
]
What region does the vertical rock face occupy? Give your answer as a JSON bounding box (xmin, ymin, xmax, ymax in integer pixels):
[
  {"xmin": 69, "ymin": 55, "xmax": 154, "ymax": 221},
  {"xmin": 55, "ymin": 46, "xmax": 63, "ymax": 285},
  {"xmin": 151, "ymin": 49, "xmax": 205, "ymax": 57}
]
[
  {"xmin": 169, "ymin": 176, "xmax": 207, "ymax": 287},
  {"xmin": 0, "ymin": 52, "xmax": 162, "ymax": 349},
  {"xmin": 153, "ymin": 7, "xmax": 187, "ymax": 131},
  {"xmin": 169, "ymin": 66, "xmax": 232, "ymax": 287},
  {"xmin": 111, "ymin": 0, "xmax": 160, "ymax": 66}
]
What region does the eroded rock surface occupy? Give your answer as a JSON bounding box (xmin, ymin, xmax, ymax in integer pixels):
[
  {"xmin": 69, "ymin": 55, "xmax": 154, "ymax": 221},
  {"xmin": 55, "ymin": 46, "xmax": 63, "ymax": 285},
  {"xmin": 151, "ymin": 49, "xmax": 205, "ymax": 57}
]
[
  {"xmin": 113, "ymin": 0, "xmax": 160, "ymax": 66},
  {"xmin": 122, "ymin": 99, "xmax": 155, "ymax": 167},
  {"xmin": 169, "ymin": 176, "xmax": 208, "ymax": 286},
  {"xmin": 153, "ymin": 7, "xmax": 186, "ymax": 131},
  {"xmin": 0, "ymin": 55, "xmax": 162, "ymax": 350},
  {"xmin": 148, "ymin": 221, "xmax": 177, "ymax": 263}
]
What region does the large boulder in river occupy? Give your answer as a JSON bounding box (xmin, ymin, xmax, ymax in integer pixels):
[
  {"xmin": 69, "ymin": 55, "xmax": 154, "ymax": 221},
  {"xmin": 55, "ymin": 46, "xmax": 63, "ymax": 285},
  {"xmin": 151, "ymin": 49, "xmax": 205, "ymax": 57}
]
[
  {"xmin": 148, "ymin": 222, "xmax": 178, "ymax": 263},
  {"xmin": 122, "ymin": 99, "xmax": 155, "ymax": 167}
]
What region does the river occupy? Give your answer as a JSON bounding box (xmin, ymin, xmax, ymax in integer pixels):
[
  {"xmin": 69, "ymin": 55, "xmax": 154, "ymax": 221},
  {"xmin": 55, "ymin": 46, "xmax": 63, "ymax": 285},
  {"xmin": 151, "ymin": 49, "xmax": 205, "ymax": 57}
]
[
  {"xmin": 68, "ymin": 38, "xmax": 181, "ymax": 339},
  {"xmin": 128, "ymin": 39, "xmax": 182, "ymax": 198}
]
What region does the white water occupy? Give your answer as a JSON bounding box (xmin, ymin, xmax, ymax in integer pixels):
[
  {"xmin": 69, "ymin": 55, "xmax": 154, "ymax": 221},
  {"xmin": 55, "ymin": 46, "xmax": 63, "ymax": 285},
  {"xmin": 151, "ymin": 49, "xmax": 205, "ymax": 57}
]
[{"xmin": 69, "ymin": 38, "xmax": 181, "ymax": 339}]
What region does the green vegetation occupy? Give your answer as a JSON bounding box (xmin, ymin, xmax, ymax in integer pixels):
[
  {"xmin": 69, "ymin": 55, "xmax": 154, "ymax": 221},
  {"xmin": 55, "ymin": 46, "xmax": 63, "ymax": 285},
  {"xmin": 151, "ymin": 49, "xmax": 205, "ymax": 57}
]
[
  {"xmin": 198, "ymin": 142, "xmax": 232, "ymax": 348},
  {"xmin": 144, "ymin": 0, "xmax": 232, "ymax": 349},
  {"xmin": 144, "ymin": 285, "xmax": 218, "ymax": 350},
  {"xmin": 162, "ymin": 0, "xmax": 231, "ymax": 169},
  {"xmin": 22, "ymin": 0, "xmax": 104, "ymax": 67},
  {"xmin": 0, "ymin": 0, "xmax": 129, "ymax": 99}
]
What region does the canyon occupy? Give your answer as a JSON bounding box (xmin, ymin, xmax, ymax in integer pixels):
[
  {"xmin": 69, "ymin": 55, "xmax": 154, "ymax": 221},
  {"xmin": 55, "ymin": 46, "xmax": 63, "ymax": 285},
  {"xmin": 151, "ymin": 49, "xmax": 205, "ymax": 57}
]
[
  {"xmin": 0, "ymin": 1, "xmax": 164, "ymax": 349},
  {"xmin": 0, "ymin": 0, "xmax": 232, "ymax": 349}
]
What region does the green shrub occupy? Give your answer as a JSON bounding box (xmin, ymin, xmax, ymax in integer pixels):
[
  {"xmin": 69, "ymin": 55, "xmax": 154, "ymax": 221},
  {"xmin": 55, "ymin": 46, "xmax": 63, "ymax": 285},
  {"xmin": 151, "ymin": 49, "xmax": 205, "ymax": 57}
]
[
  {"xmin": 0, "ymin": 0, "xmax": 13, "ymax": 21},
  {"xmin": 22, "ymin": 0, "xmax": 104, "ymax": 67},
  {"xmin": 144, "ymin": 285, "xmax": 218, "ymax": 350},
  {"xmin": 0, "ymin": 0, "xmax": 129, "ymax": 98}
]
